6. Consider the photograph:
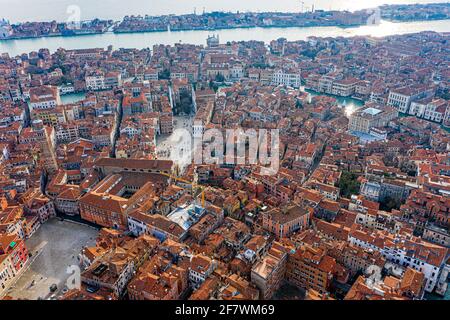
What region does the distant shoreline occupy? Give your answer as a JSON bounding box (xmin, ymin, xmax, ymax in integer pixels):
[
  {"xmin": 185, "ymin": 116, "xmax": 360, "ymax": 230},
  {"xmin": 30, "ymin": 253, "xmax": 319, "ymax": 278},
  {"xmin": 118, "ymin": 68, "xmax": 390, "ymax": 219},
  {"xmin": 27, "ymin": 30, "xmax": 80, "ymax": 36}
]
[
  {"xmin": 0, "ymin": 31, "xmax": 107, "ymax": 41},
  {"xmin": 112, "ymin": 18, "xmax": 450, "ymax": 34}
]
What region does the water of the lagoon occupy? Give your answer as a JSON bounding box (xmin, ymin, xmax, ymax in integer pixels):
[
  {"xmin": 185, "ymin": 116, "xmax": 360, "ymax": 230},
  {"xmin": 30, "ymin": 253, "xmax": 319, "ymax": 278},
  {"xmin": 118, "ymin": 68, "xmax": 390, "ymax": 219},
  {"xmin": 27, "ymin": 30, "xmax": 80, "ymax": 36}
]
[
  {"xmin": 0, "ymin": 19, "xmax": 449, "ymax": 56},
  {"xmin": 60, "ymin": 92, "xmax": 86, "ymax": 105}
]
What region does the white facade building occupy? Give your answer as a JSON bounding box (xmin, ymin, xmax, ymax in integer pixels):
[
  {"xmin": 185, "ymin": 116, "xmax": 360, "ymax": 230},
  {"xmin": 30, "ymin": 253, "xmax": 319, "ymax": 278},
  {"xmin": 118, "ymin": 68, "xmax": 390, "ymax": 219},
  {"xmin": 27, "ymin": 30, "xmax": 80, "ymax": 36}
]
[
  {"xmin": 0, "ymin": 19, "xmax": 12, "ymax": 39},
  {"xmin": 349, "ymin": 232, "xmax": 447, "ymax": 293},
  {"xmin": 271, "ymin": 69, "xmax": 301, "ymax": 88},
  {"xmin": 387, "ymin": 86, "xmax": 434, "ymax": 114},
  {"xmin": 29, "ymin": 86, "xmax": 61, "ymax": 111},
  {"xmin": 86, "ymin": 74, "xmax": 106, "ymax": 91}
]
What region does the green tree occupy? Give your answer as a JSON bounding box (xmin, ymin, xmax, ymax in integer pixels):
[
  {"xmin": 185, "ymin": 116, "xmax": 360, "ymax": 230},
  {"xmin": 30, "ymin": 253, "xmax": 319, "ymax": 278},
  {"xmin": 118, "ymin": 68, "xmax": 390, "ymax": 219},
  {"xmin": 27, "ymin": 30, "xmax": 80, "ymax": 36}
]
[
  {"xmin": 158, "ymin": 69, "xmax": 170, "ymax": 80},
  {"xmin": 215, "ymin": 73, "xmax": 225, "ymax": 83},
  {"xmin": 338, "ymin": 171, "xmax": 361, "ymax": 198},
  {"xmin": 380, "ymin": 196, "xmax": 402, "ymax": 212}
]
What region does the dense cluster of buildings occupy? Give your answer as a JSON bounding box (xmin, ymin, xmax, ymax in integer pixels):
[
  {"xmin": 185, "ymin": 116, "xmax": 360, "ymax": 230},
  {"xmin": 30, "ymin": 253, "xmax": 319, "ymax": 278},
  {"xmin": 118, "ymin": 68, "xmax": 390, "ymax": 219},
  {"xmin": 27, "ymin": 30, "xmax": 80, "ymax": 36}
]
[
  {"xmin": 114, "ymin": 9, "xmax": 371, "ymax": 34},
  {"xmin": 379, "ymin": 3, "xmax": 450, "ymax": 21},
  {"xmin": 302, "ymin": 33, "xmax": 450, "ymax": 131},
  {"xmin": 0, "ymin": 29, "xmax": 449, "ymax": 300}
]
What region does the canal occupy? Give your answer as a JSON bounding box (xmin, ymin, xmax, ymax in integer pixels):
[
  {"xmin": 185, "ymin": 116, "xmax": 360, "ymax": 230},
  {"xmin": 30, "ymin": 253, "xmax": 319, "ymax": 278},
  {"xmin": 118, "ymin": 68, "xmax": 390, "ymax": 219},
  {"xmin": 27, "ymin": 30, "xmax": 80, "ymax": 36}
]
[{"xmin": 1, "ymin": 19, "xmax": 449, "ymax": 56}]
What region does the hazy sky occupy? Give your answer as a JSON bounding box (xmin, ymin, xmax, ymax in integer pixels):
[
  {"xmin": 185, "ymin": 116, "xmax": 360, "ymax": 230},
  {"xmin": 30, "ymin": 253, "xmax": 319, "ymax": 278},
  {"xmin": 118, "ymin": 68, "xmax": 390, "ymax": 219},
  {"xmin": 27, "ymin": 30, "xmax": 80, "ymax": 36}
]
[{"xmin": 1, "ymin": 0, "xmax": 447, "ymax": 22}]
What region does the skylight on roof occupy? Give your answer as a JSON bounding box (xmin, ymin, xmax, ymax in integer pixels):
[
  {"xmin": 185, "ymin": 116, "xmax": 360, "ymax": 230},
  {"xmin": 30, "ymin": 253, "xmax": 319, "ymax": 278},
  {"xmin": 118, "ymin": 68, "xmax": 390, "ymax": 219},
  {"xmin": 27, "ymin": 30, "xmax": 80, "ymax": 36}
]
[{"xmin": 363, "ymin": 107, "xmax": 382, "ymax": 116}]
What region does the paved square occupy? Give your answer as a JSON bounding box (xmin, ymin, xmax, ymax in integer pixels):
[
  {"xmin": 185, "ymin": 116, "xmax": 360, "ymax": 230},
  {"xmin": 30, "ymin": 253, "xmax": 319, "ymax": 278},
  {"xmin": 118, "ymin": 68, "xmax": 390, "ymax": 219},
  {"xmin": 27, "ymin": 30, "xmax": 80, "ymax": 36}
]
[
  {"xmin": 156, "ymin": 115, "xmax": 194, "ymax": 170},
  {"xmin": 5, "ymin": 219, "xmax": 98, "ymax": 300}
]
